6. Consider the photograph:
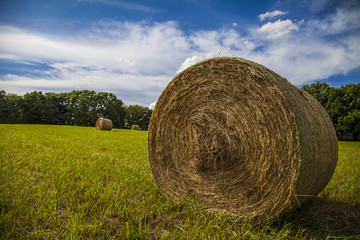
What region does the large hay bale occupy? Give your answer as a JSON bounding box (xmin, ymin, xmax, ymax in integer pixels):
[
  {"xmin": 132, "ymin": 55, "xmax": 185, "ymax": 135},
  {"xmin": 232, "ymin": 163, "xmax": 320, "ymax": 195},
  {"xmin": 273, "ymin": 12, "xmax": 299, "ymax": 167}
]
[
  {"xmin": 148, "ymin": 57, "xmax": 338, "ymax": 222},
  {"xmin": 131, "ymin": 125, "xmax": 140, "ymax": 130},
  {"xmin": 95, "ymin": 117, "xmax": 112, "ymax": 131}
]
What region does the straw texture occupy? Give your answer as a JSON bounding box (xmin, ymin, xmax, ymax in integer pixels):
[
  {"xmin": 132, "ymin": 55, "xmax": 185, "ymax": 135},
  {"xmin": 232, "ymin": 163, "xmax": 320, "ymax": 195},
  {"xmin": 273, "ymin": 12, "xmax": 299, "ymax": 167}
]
[
  {"xmin": 148, "ymin": 57, "xmax": 338, "ymax": 222},
  {"xmin": 131, "ymin": 125, "xmax": 140, "ymax": 130},
  {"xmin": 95, "ymin": 117, "xmax": 112, "ymax": 131}
]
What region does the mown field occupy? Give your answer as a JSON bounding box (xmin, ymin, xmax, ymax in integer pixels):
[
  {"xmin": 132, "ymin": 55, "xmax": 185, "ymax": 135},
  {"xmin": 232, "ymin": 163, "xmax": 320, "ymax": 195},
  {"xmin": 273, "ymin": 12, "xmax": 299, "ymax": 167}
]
[{"xmin": 0, "ymin": 124, "xmax": 359, "ymax": 239}]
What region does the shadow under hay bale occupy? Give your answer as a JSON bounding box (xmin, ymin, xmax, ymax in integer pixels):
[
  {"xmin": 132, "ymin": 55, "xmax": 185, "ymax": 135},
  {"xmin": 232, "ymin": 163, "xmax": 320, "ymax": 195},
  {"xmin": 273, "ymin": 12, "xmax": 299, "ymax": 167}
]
[
  {"xmin": 95, "ymin": 117, "xmax": 112, "ymax": 131},
  {"xmin": 148, "ymin": 57, "xmax": 338, "ymax": 222},
  {"xmin": 131, "ymin": 125, "xmax": 140, "ymax": 130}
]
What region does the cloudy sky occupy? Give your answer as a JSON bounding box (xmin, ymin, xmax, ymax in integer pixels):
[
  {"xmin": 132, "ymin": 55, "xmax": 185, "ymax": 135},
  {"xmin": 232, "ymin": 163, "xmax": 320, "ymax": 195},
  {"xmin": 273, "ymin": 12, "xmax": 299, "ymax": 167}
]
[{"xmin": 0, "ymin": 0, "xmax": 359, "ymax": 108}]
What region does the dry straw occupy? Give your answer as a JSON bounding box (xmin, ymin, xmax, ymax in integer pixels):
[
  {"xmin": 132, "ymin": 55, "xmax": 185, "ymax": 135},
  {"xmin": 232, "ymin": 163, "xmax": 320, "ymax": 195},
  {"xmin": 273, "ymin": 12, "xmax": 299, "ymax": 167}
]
[
  {"xmin": 131, "ymin": 125, "xmax": 140, "ymax": 130},
  {"xmin": 95, "ymin": 117, "xmax": 112, "ymax": 131},
  {"xmin": 148, "ymin": 57, "xmax": 338, "ymax": 222}
]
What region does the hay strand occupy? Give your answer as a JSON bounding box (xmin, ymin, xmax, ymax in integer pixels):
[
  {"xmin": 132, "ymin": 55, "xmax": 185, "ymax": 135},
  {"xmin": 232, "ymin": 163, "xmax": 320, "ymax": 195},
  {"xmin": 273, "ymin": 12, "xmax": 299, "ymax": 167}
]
[
  {"xmin": 95, "ymin": 117, "xmax": 112, "ymax": 131},
  {"xmin": 148, "ymin": 57, "xmax": 338, "ymax": 222}
]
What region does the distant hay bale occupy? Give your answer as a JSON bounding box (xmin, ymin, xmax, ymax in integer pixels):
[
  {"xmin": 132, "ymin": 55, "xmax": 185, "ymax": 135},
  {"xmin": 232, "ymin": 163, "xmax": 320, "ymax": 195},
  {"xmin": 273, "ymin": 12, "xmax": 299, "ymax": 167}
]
[
  {"xmin": 95, "ymin": 118, "xmax": 112, "ymax": 131},
  {"xmin": 148, "ymin": 57, "xmax": 338, "ymax": 222},
  {"xmin": 131, "ymin": 125, "xmax": 140, "ymax": 130}
]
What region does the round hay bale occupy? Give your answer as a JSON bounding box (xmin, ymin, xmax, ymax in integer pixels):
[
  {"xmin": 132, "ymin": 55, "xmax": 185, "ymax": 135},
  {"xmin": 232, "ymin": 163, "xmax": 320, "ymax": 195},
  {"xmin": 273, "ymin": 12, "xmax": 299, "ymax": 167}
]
[
  {"xmin": 148, "ymin": 57, "xmax": 338, "ymax": 222},
  {"xmin": 131, "ymin": 125, "xmax": 140, "ymax": 130},
  {"xmin": 95, "ymin": 117, "xmax": 112, "ymax": 131}
]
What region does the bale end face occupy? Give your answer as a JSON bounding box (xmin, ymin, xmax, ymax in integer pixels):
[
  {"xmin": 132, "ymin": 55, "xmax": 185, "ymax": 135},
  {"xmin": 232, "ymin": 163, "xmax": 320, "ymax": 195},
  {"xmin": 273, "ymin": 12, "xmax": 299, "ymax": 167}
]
[{"xmin": 148, "ymin": 57, "xmax": 338, "ymax": 222}]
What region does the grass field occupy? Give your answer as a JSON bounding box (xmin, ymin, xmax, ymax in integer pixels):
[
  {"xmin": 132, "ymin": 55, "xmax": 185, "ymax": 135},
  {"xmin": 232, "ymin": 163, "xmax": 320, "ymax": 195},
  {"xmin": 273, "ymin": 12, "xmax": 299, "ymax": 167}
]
[{"xmin": 0, "ymin": 124, "xmax": 359, "ymax": 239}]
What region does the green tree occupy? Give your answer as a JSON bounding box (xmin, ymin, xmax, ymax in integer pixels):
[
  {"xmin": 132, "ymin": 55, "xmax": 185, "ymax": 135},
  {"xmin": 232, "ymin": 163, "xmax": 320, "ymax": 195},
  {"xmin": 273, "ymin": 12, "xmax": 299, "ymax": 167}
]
[
  {"xmin": 0, "ymin": 90, "xmax": 129, "ymax": 128},
  {"xmin": 125, "ymin": 105, "xmax": 153, "ymax": 130},
  {"xmin": 301, "ymin": 82, "xmax": 331, "ymax": 108},
  {"xmin": 42, "ymin": 92, "xmax": 68, "ymax": 125},
  {"xmin": 66, "ymin": 90, "xmax": 98, "ymax": 126},
  {"xmin": 302, "ymin": 82, "xmax": 360, "ymax": 140},
  {"xmin": 338, "ymin": 110, "xmax": 360, "ymax": 140},
  {"xmin": 326, "ymin": 84, "xmax": 360, "ymax": 140},
  {"xmin": 6, "ymin": 93, "xmax": 23, "ymax": 123},
  {"xmin": 95, "ymin": 92, "xmax": 126, "ymax": 128},
  {"xmin": 21, "ymin": 91, "xmax": 47, "ymax": 124},
  {"xmin": 0, "ymin": 90, "xmax": 7, "ymax": 123}
]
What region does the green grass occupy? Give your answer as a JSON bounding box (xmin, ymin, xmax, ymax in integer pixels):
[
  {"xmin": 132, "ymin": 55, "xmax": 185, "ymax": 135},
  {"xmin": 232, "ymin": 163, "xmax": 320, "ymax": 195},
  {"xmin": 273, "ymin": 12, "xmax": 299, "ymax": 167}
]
[{"xmin": 0, "ymin": 124, "xmax": 359, "ymax": 239}]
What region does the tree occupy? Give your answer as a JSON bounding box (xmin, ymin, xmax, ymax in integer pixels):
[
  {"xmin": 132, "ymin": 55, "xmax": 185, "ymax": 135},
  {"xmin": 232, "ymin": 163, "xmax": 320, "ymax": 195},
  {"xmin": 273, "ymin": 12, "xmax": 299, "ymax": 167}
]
[
  {"xmin": 301, "ymin": 82, "xmax": 331, "ymax": 108},
  {"xmin": 125, "ymin": 105, "xmax": 153, "ymax": 130},
  {"xmin": 66, "ymin": 90, "xmax": 98, "ymax": 126},
  {"xmin": 43, "ymin": 92, "xmax": 68, "ymax": 125},
  {"xmin": 0, "ymin": 90, "xmax": 7, "ymax": 123},
  {"xmin": 338, "ymin": 110, "xmax": 360, "ymax": 141},
  {"xmin": 1, "ymin": 90, "xmax": 132, "ymax": 128},
  {"xmin": 302, "ymin": 82, "xmax": 360, "ymax": 140},
  {"xmin": 21, "ymin": 91, "xmax": 47, "ymax": 124},
  {"xmin": 326, "ymin": 84, "xmax": 360, "ymax": 140},
  {"xmin": 95, "ymin": 92, "xmax": 126, "ymax": 128},
  {"xmin": 5, "ymin": 93, "xmax": 23, "ymax": 123}
]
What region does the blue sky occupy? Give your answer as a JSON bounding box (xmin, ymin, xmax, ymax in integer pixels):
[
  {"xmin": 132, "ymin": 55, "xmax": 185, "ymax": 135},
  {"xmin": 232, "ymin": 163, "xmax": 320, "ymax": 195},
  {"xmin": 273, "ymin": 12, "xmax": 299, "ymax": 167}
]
[{"xmin": 0, "ymin": 0, "xmax": 359, "ymax": 108}]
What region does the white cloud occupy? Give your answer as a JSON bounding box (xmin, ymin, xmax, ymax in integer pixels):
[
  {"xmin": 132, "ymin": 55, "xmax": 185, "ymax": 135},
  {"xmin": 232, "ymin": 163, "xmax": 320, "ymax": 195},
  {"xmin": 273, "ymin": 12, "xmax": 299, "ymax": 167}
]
[
  {"xmin": 148, "ymin": 101, "xmax": 156, "ymax": 110},
  {"xmin": 176, "ymin": 56, "xmax": 203, "ymax": 73},
  {"xmin": 189, "ymin": 28, "xmax": 255, "ymax": 57},
  {"xmin": 259, "ymin": 10, "xmax": 287, "ymax": 21},
  {"xmin": 250, "ymin": 38, "xmax": 359, "ymax": 85},
  {"xmin": 309, "ymin": 8, "xmax": 360, "ymax": 35},
  {"xmin": 0, "ymin": 22, "xmax": 191, "ymax": 106},
  {"xmin": 257, "ymin": 19, "xmax": 302, "ymax": 39},
  {"xmin": 1, "ymin": 5, "xmax": 360, "ymax": 106},
  {"xmin": 0, "ymin": 22, "xmax": 189, "ymax": 74}
]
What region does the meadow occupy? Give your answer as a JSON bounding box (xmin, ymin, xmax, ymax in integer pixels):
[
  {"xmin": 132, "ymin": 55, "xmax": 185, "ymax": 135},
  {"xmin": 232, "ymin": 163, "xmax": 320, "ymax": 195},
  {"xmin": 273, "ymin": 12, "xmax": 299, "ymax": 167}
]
[{"xmin": 0, "ymin": 124, "xmax": 359, "ymax": 239}]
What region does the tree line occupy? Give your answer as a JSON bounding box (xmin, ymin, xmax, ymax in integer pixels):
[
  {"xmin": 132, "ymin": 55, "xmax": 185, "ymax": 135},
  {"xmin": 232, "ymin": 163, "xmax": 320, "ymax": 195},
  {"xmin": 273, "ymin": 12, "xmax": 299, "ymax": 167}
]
[
  {"xmin": 301, "ymin": 82, "xmax": 359, "ymax": 141},
  {"xmin": 0, "ymin": 90, "xmax": 153, "ymax": 130},
  {"xmin": 1, "ymin": 83, "xmax": 359, "ymax": 140}
]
